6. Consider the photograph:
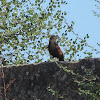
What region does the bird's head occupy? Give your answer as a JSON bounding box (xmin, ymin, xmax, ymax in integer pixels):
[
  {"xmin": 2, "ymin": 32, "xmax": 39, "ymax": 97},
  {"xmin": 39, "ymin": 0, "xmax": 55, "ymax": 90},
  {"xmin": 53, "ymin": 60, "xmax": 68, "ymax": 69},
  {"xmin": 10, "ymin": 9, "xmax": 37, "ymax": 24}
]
[{"xmin": 50, "ymin": 35, "xmax": 59, "ymax": 41}]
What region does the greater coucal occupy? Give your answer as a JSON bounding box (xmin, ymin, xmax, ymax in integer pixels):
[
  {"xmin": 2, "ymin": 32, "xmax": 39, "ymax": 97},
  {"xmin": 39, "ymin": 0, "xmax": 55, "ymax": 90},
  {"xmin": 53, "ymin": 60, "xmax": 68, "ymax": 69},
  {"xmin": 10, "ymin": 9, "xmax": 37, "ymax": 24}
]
[{"xmin": 48, "ymin": 35, "xmax": 64, "ymax": 61}]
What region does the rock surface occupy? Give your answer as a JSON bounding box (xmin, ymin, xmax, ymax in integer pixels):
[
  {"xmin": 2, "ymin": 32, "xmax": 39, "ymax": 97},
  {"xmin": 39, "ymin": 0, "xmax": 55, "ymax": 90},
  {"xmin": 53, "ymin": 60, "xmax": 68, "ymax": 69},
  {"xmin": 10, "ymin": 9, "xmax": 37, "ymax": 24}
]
[{"xmin": 0, "ymin": 58, "xmax": 100, "ymax": 100}]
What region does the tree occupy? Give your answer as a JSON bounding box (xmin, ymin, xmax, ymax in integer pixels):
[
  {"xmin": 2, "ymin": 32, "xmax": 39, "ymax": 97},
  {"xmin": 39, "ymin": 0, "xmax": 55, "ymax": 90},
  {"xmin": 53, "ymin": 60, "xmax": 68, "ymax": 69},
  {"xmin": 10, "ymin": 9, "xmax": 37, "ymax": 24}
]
[{"xmin": 0, "ymin": 0, "xmax": 99, "ymax": 65}]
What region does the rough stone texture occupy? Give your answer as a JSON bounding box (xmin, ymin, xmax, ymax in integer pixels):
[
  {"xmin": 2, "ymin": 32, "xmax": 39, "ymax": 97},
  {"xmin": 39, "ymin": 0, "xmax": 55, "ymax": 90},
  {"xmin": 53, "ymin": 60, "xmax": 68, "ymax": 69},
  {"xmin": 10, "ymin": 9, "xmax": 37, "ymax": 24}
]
[{"xmin": 0, "ymin": 58, "xmax": 100, "ymax": 100}]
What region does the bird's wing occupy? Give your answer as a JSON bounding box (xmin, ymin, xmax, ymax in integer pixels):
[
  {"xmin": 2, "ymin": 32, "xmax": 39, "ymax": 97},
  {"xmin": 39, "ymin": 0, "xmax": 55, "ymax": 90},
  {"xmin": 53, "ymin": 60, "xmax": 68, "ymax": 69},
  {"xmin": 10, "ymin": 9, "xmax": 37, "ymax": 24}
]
[{"xmin": 55, "ymin": 44, "xmax": 63, "ymax": 56}]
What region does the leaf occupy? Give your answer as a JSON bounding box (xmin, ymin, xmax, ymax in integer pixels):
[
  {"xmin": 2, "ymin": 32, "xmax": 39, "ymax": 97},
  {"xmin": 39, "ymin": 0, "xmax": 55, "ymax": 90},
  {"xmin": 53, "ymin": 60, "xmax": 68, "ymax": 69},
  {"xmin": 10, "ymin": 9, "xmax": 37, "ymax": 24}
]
[{"xmin": 28, "ymin": 55, "xmax": 33, "ymax": 60}]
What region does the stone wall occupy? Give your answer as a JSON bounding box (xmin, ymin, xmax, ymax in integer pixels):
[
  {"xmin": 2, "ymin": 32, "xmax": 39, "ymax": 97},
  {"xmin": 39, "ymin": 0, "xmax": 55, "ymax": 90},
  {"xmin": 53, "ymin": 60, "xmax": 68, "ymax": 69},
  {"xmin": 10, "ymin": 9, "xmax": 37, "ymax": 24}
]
[{"xmin": 0, "ymin": 58, "xmax": 100, "ymax": 100}]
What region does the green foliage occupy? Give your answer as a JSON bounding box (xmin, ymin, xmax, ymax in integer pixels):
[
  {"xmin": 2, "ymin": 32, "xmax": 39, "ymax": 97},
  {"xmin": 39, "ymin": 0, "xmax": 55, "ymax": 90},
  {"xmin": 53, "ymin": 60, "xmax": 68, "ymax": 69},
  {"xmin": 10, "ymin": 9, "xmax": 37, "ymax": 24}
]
[
  {"xmin": 76, "ymin": 70, "xmax": 100, "ymax": 100},
  {"xmin": 0, "ymin": 0, "xmax": 99, "ymax": 65},
  {"xmin": 54, "ymin": 63, "xmax": 100, "ymax": 100},
  {"xmin": 0, "ymin": 0, "xmax": 67, "ymax": 65},
  {"xmin": 47, "ymin": 85, "xmax": 71, "ymax": 100},
  {"xmin": 47, "ymin": 86, "xmax": 56, "ymax": 96}
]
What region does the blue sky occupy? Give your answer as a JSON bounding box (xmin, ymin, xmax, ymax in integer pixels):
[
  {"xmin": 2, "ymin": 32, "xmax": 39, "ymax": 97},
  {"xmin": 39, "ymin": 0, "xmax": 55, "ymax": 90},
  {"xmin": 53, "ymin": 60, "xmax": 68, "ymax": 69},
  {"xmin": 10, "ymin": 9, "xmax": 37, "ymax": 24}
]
[{"xmin": 64, "ymin": 0, "xmax": 100, "ymax": 57}]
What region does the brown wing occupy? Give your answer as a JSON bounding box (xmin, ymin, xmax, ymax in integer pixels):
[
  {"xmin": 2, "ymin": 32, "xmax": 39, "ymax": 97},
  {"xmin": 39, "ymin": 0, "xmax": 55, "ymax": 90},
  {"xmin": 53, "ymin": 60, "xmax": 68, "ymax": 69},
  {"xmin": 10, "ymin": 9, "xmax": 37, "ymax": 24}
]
[
  {"xmin": 55, "ymin": 44, "xmax": 64, "ymax": 61},
  {"xmin": 55, "ymin": 44, "xmax": 63, "ymax": 55}
]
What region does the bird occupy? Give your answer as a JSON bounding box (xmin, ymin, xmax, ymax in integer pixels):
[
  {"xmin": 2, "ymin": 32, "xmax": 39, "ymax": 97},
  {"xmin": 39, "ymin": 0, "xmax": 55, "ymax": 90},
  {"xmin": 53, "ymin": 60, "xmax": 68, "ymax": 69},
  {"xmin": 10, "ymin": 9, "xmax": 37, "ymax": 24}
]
[{"xmin": 48, "ymin": 35, "xmax": 64, "ymax": 61}]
